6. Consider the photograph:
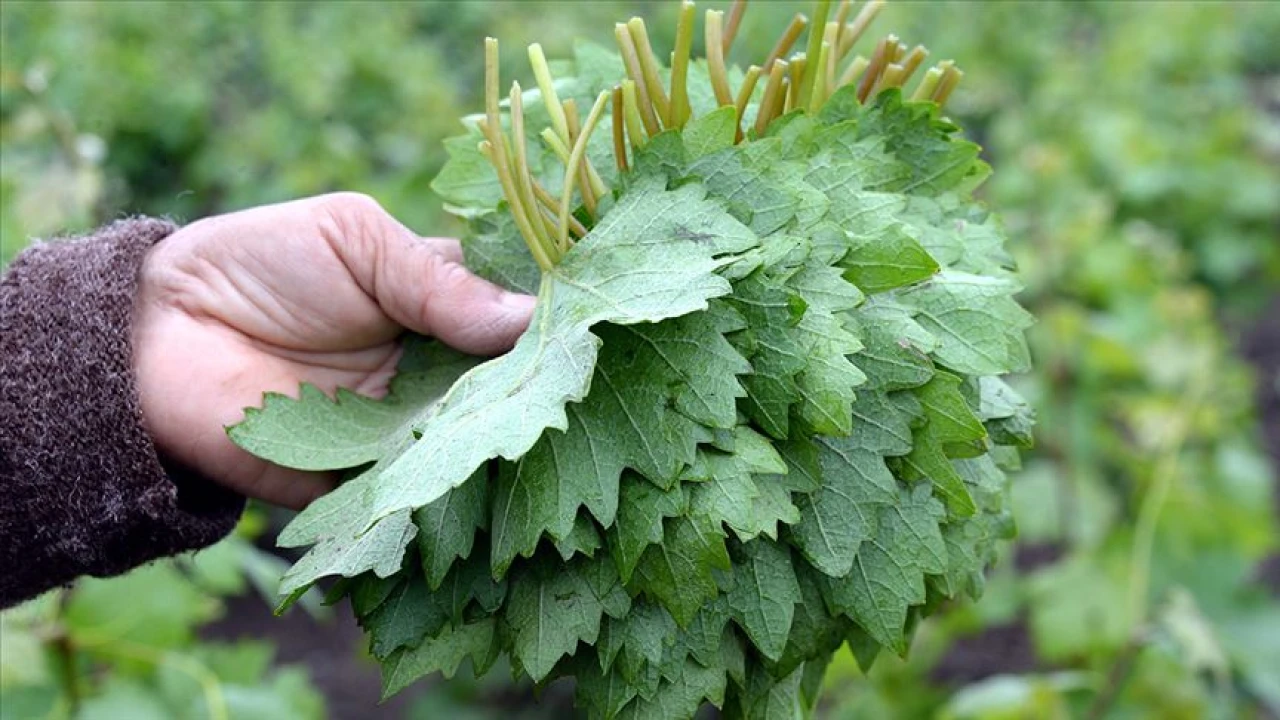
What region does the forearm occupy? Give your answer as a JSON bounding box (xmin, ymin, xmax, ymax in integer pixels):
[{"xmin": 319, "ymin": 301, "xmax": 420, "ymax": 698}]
[{"xmin": 0, "ymin": 219, "xmax": 244, "ymax": 609}]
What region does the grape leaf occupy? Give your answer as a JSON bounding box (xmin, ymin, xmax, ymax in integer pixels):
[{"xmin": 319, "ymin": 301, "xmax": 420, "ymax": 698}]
[
  {"xmin": 608, "ymin": 475, "xmax": 688, "ymax": 584},
  {"xmin": 503, "ymin": 555, "xmax": 619, "ymax": 682},
  {"xmin": 686, "ymin": 426, "xmax": 794, "ymax": 542},
  {"xmin": 899, "ymin": 270, "xmax": 1034, "ymax": 376},
  {"xmin": 631, "ymin": 514, "xmax": 732, "ymax": 627},
  {"xmin": 726, "ymin": 271, "xmax": 807, "ymax": 439},
  {"xmin": 789, "ymin": 436, "xmax": 897, "ymax": 578},
  {"xmin": 726, "ymin": 541, "xmax": 802, "ymax": 662},
  {"xmin": 243, "ymin": 177, "xmax": 757, "ymax": 592},
  {"xmin": 363, "ymin": 574, "xmax": 447, "ymax": 660},
  {"xmin": 379, "ymin": 619, "xmax": 499, "ymax": 699},
  {"xmin": 820, "ymin": 485, "xmax": 946, "ymax": 654},
  {"xmin": 413, "ymin": 469, "xmax": 488, "ymax": 589}
]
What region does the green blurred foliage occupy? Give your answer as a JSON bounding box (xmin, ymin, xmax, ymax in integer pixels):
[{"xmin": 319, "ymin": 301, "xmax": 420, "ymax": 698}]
[
  {"xmin": 0, "ymin": 513, "xmax": 326, "ymax": 720},
  {"xmin": 2, "ymin": 1, "xmax": 1278, "ymax": 718}
]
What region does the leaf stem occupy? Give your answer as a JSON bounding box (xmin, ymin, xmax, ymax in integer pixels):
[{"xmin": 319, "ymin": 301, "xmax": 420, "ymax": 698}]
[
  {"xmin": 620, "ymin": 79, "xmax": 648, "ymax": 147},
  {"xmin": 540, "ymin": 128, "xmax": 572, "ymax": 165},
  {"xmin": 868, "ymin": 41, "xmax": 903, "ymax": 96},
  {"xmin": 669, "ymin": 0, "xmax": 697, "ymax": 128},
  {"xmin": 837, "ymin": 0, "xmax": 885, "ymax": 61},
  {"xmin": 705, "ymin": 10, "xmax": 734, "ymax": 107},
  {"xmin": 911, "ymin": 65, "xmax": 944, "ymax": 101},
  {"xmin": 764, "ymin": 13, "xmax": 808, "ymax": 72},
  {"xmin": 838, "ymin": 54, "xmax": 870, "ymax": 89},
  {"xmin": 611, "ymin": 86, "xmax": 629, "ymax": 171},
  {"xmin": 509, "ymin": 82, "xmax": 555, "ymax": 250},
  {"xmin": 481, "ymin": 38, "xmax": 554, "ymax": 270},
  {"xmin": 832, "ymin": 0, "xmax": 854, "ymax": 50},
  {"xmin": 873, "ymin": 63, "xmax": 905, "ymax": 93},
  {"xmin": 788, "ymin": 55, "xmax": 807, "ymax": 111},
  {"xmin": 900, "ymin": 44, "xmax": 929, "ymax": 82},
  {"xmin": 527, "ymin": 43, "xmax": 570, "ymax": 144},
  {"xmin": 810, "ymin": 41, "xmax": 831, "ymax": 112},
  {"xmin": 823, "ymin": 21, "xmax": 840, "ymax": 97},
  {"xmin": 615, "ymin": 24, "xmax": 661, "ymax": 135},
  {"xmin": 755, "ymin": 58, "xmax": 789, "ymax": 135},
  {"xmin": 479, "ymin": 139, "xmax": 556, "ymax": 270},
  {"xmin": 562, "ymin": 98, "xmax": 601, "ymax": 217},
  {"xmin": 558, "ymin": 91, "xmax": 610, "ymax": 251},
  {"xmin": 627, "ymin": 18, "xmax": 672, "ymax": 126},
  {"xmin": 798, "ymin": 0, "xmax": 831, "ymax": 107},
  {"xmin": 856, "ymin": 35, "xmax": 892, "ymax": 102},
  {"xmin": 931, "ymin": 61, "xmax": 963, "ymax": 107},
  {"xmin": 734, "ymin": 64, "xmax": 762, "ymax": 141},
  {"xmin": 532, "ymin": 179, "xmax": 588, "ymax": 239},
  {"xmin": 723, "ymin": 0, "xmax": 747, "ymax": 55}
]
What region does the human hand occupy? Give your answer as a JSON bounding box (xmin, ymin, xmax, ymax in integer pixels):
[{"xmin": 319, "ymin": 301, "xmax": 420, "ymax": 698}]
[{"xmin": 133, "ymin": 193, "xmax": 535, "ymax": 509}]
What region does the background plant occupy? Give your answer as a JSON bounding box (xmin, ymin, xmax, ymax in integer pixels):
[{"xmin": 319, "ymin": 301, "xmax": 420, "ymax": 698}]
[{"xmin": 0, "ymin": 511, "xmax": 326, "ymax": 720}]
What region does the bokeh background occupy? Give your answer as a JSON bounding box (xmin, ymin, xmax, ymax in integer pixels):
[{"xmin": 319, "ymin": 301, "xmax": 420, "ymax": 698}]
[{"xmin": 2, "ymin": 1, "xmax": 1278, "ymax": 718}]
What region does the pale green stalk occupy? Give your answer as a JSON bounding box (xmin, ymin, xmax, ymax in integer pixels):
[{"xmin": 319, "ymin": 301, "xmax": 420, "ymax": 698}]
[
  {"xmin": 788, "ymin": 56, "xmax": 806, "ymax": 110},
  {"xmin": 838, "ymin": 55, "xmax": 869, "ymax": 89},
  {"xmin": 621, "ymin": 79, "xmax": 648, "ymax": 147},
  {"xmin": 627, "ymin": 18, "xmax": 672, "ymax": 126},
  {"xmin": 810, "ymin": 41, "xmax": 830, "ymax": 112},
  {"xmin": 527, "ymin": 43, "xmax": 570, "ymax": 144},
  {"xmin": 722, "ymin": 0, "xmax": 747, "ymax": 54},
  {"xmin": 734, "ymin": 64, "xmax": 763, "ymax": 140},
  {"xmin": 541, "ymin": 128, "xmax": 572, "ymax": 165},
  {"xmin": 911, "ymin": 66, "xmax": 943, "ymax": 101},
  {"xmin": 669, "ymin": 0, "xmax": 697, "ymax": 127},
  {"xmin": 837, "ymin": 0, "xmax": 884, "ymax": 60},
  {"xmin": 615, "ymin": 24, "xmax": 660, "ymax": 135},
  {"xmin": 765, "ymin": 13, "xmax": 808, "ymax": 71},
  {"xmin": 481, "ymin": 38, "xmax": 554, "ymax": 270},
  {"xmin": 705, "ymin": 10, "xmax": 734, "ymax": 107},
  {"xmin": 932, "ymin": 62, "xmax": 963, "ymax": 106},
  {"xmin": 755, "ymin": 59, "xmax": 788, "ymax": 134},
  {"xmin": 831, "ymin": 0, "xmax": 854, "ymax": 49},
  {"xmin": 562, "ymin": 98, "xmax": 600, "ymax": 217},
  {"xmin": 481, "ymin": 139, "xmax": 555, "ymax": 269},
  {"xmin": 559, "ymin": 92, "xmax": 610, "ymax": 251},
  {"xmin": 509, "ymin": 81, "xmax": 554, "ymax": 251},
  {"xmin": 797, "ymin": 0, "xmax": 830, "ymax": 107},
  {"xmin": 823, "ymin": 21, "xmax": 840, "ymax": 96}
]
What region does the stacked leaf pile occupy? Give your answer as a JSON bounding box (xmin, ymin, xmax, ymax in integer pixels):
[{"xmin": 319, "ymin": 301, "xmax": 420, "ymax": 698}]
[{"xmin": 230, "ymin": 1, "xmax": 1034, "ymax": 717}]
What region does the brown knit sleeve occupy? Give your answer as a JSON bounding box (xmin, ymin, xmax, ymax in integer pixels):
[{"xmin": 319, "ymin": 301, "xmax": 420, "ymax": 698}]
[{"xmin": 0, "ymin": 218, "xmax": 244, "ymax": 609}]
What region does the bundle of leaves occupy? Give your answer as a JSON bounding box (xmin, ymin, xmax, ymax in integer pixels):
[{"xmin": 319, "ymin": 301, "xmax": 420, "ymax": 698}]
[{"xmin": 230, "ymin": 1, "xmax": 1034, "ymax": 716}]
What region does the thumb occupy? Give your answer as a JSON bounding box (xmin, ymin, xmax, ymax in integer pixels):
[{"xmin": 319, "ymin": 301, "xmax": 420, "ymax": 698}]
[
  {"xmin": 392, "ymin": 237, "xmax": 537, "ymax": 355},
  {"xmin": 323, "ymin": 193, "xmax": 536, "ymax": 355}
]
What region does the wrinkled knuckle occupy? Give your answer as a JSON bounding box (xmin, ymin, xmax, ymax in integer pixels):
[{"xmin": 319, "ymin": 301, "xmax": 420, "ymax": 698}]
[
  {"xmin": 316, "ymin": 192, "xmax": 391, "ymax": 259},
  {"xmin": 319, "ymin": 191, "xmax": 384, "ymax": 220},
  {"xmin": 417, "ymin": 255, "xmax": 473, "ymax": 331},
  {"xmin": 439, "ymin": 258, "xmax": 476, "ymax": 291},
  {"xmin": 426, "ymin": 252, "xmax": 474, "ymax": 289},
  {"xmin": 428, "ymin": 236, "xmax": 465, "ymax": 261},
  {"xmin": 318, "ymin": 192, "xmax": 386, "ymax": 237}
]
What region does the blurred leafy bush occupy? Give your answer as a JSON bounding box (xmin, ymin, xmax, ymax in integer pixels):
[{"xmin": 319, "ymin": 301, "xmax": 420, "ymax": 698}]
[{"xmin": 0, "ymin": 513, "xmax": 325, "ymax": 720}]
